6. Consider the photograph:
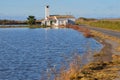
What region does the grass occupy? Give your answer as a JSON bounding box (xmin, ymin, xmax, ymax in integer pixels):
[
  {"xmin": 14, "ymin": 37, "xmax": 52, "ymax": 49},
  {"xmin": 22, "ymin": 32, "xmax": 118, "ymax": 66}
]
[
  {"xmin": 42, "ymin": 52, "xmax": 120, "ymax": 80},
  {"xmin": 116, "ymin": 46, "xmax": 120, "ymax": 52},
  {"xmin": 76, "ymin": 19, "xmax": 120, "ymax": 31},
  {"xmin": 52, "ymin": 53, "xmax": 120, "ymax": 80},
  {"xmin": 56, "ymin": 55, "xmax": 120, "ymax": 80}
]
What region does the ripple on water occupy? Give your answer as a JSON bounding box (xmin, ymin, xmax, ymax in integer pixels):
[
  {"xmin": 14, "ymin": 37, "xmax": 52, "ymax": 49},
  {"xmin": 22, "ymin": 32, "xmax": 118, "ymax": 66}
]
[{"xmin": 0, "ymin": 28, "xmax": 102, "ymax": 80}]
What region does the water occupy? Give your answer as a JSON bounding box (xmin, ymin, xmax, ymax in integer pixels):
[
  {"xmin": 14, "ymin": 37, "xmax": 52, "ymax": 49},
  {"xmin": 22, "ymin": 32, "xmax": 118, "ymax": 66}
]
[{"xmin": 0, "ymin": 28, "xmax": 102, "ymax": 80}]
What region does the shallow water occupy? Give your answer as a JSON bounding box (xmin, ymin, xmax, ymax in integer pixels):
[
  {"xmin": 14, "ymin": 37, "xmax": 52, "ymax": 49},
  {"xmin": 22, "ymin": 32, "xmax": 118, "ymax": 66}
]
[{"xmin": 0, "ymin": 28, "xmax": 102, "ymax": 80}]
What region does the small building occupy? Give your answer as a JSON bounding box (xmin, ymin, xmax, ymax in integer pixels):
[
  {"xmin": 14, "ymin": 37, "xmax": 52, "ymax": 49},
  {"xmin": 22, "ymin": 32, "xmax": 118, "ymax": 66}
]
[
  {"xmin": 42, "ymin": 5, "xmax": 75, "ymax": 27},
  {"xmin": 46, "ymin": 15, "xmax": 75, "ymax": 26}
]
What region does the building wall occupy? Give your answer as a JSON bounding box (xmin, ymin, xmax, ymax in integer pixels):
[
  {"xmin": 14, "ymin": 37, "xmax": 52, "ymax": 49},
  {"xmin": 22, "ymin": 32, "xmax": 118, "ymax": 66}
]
[
  {"xmin": 56, "ymin": 18, "xmax": 75, "ymax": 26},
  {"xmin": 68, "ymin": 18, "xmax": 75, "ymax": 25},
  {"xmin": 42, "ymin": 17, "xmax": 75, "ymax": 27}
]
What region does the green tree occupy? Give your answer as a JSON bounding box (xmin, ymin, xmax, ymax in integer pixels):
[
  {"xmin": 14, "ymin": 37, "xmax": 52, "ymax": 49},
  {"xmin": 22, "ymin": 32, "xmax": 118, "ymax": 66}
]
[{"xmin": 27, "ymin": 16, "xmax": 36, "ymax": 25}]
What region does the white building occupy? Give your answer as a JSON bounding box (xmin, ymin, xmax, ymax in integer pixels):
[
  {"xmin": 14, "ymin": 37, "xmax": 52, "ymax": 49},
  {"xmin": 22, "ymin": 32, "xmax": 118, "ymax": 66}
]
[{"xmin": 42, "ymin": 5, "xmax": 75, "ymax": 27}]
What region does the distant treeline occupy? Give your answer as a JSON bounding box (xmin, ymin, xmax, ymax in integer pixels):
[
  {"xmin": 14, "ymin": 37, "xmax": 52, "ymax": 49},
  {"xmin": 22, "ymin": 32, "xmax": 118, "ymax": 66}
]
[
  {"xmin": 0, "ymin": 19, "xmax": 41, "ymax": 25},
  {"xmin": 0, "ymin": 20, "xmax": 27, "ymax": 25},
  {"xmin": 76, "ymin": 17, "xmax": 97, "ymax": 21}
]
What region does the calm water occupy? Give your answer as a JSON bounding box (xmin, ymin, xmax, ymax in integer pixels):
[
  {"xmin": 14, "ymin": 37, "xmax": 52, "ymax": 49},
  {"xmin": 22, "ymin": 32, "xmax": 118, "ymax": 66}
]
[{"xmin": 0, "ymin": 28, "xmax": 102, "ymax": 80}]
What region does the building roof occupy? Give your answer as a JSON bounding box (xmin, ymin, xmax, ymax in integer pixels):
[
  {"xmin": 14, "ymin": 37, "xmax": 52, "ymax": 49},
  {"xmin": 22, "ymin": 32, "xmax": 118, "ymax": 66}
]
[{"xmin": 49, "ymin": 15, "xmax": 75, "ymax": 19}]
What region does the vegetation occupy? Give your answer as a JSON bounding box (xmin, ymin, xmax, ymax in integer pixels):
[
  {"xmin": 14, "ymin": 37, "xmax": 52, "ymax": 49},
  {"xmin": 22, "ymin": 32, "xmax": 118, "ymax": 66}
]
[
  {"xmin": 27, "ymin": 16, "xmax": 36, "ymax": 25},
  {"xmin": 42, "ymin": 53, "xmax": 120, "ymax": 80},
  {"xmin": 76, "ymin": 17, "xmax": 120, "ymax": 31},
  {"xmin": 0, "ymin": 19, "xmax": 26, "ymax": 25},
  {"xmin": 0, "ymin": 17, "xmax": 51, "ymax": 28}
]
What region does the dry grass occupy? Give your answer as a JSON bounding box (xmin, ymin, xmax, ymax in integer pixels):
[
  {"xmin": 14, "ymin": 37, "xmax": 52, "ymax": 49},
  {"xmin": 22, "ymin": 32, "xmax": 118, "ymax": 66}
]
[
  {"xmin": 41, "ymin": 53, "xmax": 120, "ymax": 80},
  {"xmin": 112, "ymin": 55, "xmax": 120, "ymax": 64},
  {"xmin": 116, "ymin": 46, "xmax": 120, "ymax": 52},
  {"xmin": 81, "ymin": 62, "xmax": 118, "ymax": 80},
  {"xmin": 51, "ymin": 53, "xmax": 120, "ymax": 80},
  {"xmin": 55, "ymin": 54, "xmax": 82, "ymax": 80}
]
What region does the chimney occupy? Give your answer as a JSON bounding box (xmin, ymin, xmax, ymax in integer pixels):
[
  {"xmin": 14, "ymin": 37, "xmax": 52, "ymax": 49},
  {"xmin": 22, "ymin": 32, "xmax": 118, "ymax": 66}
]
[{"xmin": 45, "ymin": 5, "xmax": 50, "ymax": 20}]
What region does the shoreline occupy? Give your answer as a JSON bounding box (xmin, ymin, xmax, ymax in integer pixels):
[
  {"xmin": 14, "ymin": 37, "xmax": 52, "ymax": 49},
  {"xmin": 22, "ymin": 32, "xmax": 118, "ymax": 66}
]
[
  {"xmin": 91, "ymin": 30, "xmax": 120, "ymax": 79},
  {"xmin": 0, "ymin": 26, "xmax": 119, "ymax": 79},
  {"xmin": 92, "ymin": 35, "xmax": 113, "ymax": 61},
  {"xmin": 54, "ymin": 28, "xmax": 120, "ymax": 80},
  {"xmin": 91, "ymin": 30, "xmax": 120, "ymax": 55}
]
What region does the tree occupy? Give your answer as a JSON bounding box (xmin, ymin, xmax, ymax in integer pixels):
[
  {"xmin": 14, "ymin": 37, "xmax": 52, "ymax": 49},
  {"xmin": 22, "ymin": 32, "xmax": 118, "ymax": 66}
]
[{"xmin": 27, "ymin": 16, "xmax": 36, "ymax": 25}]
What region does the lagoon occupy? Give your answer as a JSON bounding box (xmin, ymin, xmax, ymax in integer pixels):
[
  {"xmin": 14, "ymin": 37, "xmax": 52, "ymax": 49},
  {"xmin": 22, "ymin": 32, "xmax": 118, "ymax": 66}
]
[{"xmin": 0, "ymin": 28, "xmax": 102, "ymax": 80}]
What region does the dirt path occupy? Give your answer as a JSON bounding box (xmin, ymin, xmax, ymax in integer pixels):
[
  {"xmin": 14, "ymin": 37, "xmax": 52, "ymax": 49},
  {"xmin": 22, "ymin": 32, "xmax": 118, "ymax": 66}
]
[{"xmin": 79, "ymin": 24, "xmax": 120, "ymax": 39}]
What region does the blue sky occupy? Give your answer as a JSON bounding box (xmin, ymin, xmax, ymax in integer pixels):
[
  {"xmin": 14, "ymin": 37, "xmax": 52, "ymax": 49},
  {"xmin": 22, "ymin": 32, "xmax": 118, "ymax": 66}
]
[{"xmin": 0, "ymin": 0, "xmax": 120, "ymax": 20}]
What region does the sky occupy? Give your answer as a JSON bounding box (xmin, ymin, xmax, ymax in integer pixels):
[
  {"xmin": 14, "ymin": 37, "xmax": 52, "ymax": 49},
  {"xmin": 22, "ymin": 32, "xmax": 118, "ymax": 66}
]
[{"xmin": 0, "ymin": 0, "xmax": 120, "ymax": 20}]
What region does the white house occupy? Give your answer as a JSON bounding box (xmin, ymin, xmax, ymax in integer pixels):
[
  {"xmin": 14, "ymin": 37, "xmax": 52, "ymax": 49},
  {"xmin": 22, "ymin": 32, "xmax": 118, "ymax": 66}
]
[
  {"xmin": 46, "ymin": 15, "xmax": 75, "ymax": 26},
  {"xmin": 42, "ymin": 5, "xmax": 75, "ymax": 27}
]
